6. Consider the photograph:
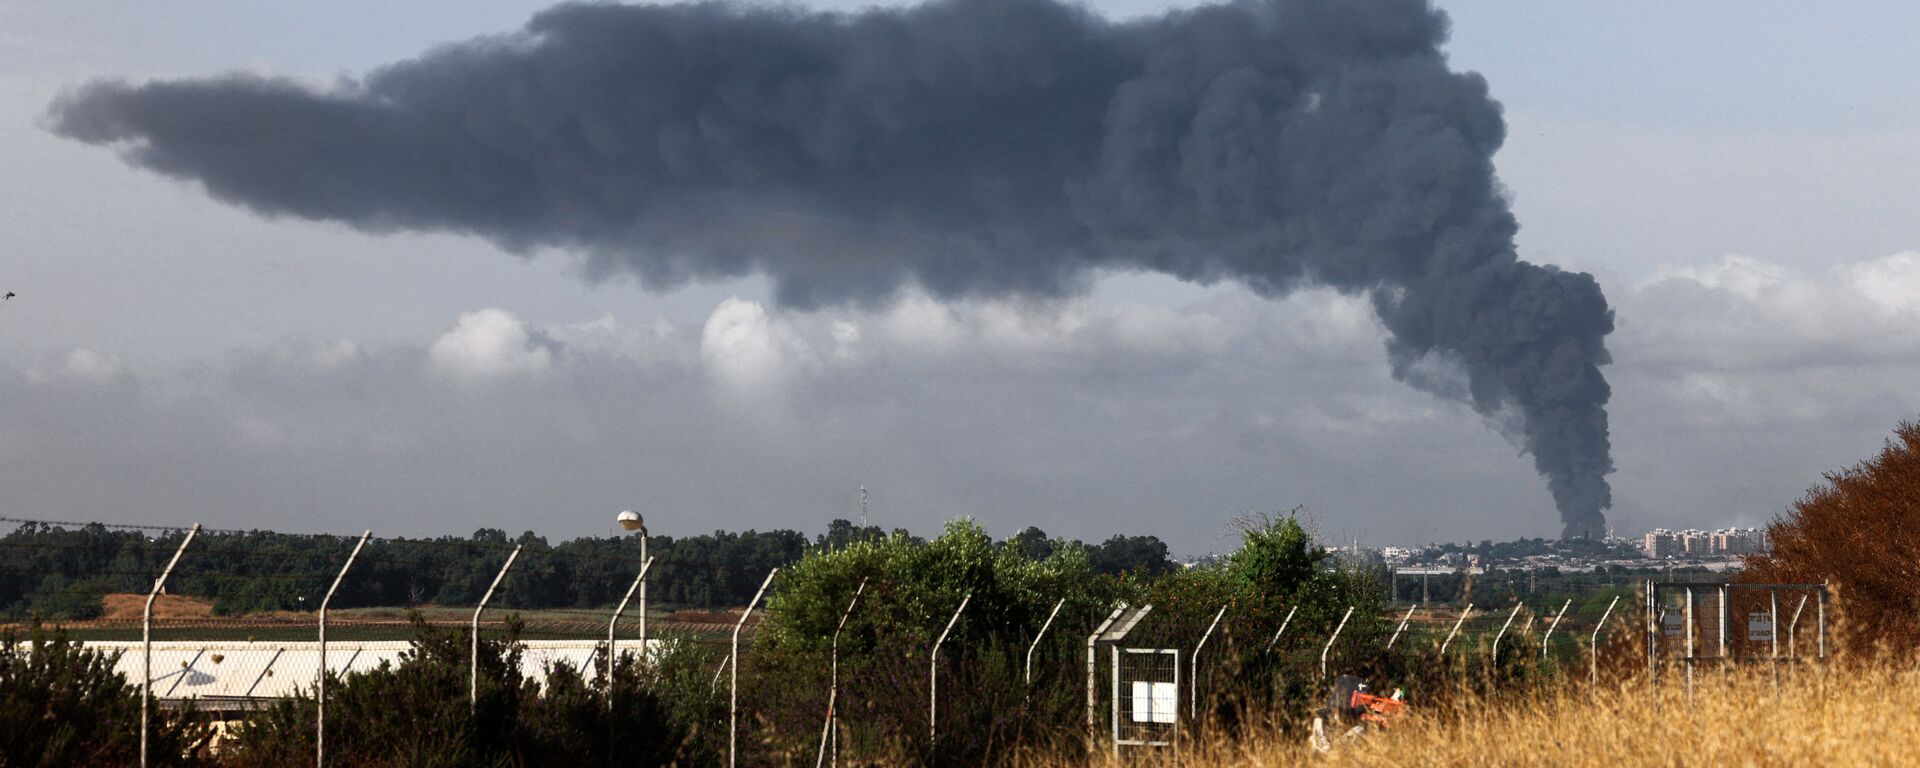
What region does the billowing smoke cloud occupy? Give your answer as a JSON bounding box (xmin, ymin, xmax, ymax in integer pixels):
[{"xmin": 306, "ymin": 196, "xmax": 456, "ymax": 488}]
[{"xmin": 48, "ymin": 0, "xmax": 1613, "ymax": 536}]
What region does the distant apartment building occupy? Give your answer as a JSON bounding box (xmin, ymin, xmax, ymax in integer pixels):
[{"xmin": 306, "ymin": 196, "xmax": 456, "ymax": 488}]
[
  {"xmin": 1680, "ymin": 529, "xmax": 1710, "ymax": 556},
  {"xmin": 1642, "ymin": 526, "xmax": 1767, "ymax": 558},
  {"xmin": 1712, "ymin": 527, "xmax": 1769, "ymax": 555},
  {"xmin": 1642, "ymin": 529, "xmax": 1678, "ymax": 559}
]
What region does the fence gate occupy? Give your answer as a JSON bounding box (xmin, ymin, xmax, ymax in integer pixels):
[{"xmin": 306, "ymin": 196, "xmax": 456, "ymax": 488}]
[
  {"xmin": 1644, "ymin": 580, "xmax": 1829, "ymax": 694},
  {"xmin": 1111, "ymin": 647, "xmax": 1179, "ymax": 756}
]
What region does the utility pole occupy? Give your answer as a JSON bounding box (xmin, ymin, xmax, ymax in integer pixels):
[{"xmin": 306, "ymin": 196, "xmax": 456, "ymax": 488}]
[{"xmin": 859, "ymin": 486, "xmax": 868, "ymax": 529}]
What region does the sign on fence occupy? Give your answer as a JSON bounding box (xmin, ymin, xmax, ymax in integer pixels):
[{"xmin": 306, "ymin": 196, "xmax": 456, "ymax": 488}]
[
  {"xmin": 1747, "ymin": 611, "xmax": 1774, "ymax": 643},
  {"xmin": 1129, "ymin": 681, "xmax": 1176, "ymax": 724},
  {"xmin": 1661, "ymin": 610, "xmax": 1684, "ymax": 638}
]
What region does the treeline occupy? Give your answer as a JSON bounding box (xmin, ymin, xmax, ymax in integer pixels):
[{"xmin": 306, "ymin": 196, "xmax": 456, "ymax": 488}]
[{"xmin": 0, "ymin": 518, "xmax": 1178, "ymax": 620}]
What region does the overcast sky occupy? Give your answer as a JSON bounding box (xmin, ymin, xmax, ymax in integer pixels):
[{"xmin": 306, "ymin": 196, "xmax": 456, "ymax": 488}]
[{"xmin": 2, "ymin": 1, "xmax": 1917, "ymax": 555}]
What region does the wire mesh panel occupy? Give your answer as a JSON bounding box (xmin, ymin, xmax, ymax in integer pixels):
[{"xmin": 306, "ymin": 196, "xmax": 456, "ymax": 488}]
[
  {"xmin": 1111, "ymin": 647, "xmax": 1179, "ymax": 753},
  {"xmin": 1645, "ymin": 581, "xmax": 1830, "ymax": 693}
]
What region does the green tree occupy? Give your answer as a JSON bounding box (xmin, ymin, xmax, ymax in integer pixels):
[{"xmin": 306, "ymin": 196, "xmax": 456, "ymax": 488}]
[
  {"xmin": 0, "ymin": 623, "xmax": 208, "ymax": 766},
  {"xmin": 749, "ymin": 520, "xmax": 1124, "ymax": 765}
]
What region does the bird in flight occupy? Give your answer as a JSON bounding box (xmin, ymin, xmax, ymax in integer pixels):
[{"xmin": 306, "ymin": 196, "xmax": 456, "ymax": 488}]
[{"xmin": 2, "ymin": 292, "xmax": 13, "ymax": 300}]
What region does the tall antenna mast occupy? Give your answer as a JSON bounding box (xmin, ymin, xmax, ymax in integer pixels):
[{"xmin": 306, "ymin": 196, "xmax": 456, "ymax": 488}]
[{"xmin": 860, "ymin": 486, "xmax": 868, "ymax": 528}]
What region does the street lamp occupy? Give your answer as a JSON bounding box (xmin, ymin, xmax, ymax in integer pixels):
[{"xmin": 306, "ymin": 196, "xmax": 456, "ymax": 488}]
[{"xmin": 617, "ymin": 510, "xmax": 649, "ymax": 654}]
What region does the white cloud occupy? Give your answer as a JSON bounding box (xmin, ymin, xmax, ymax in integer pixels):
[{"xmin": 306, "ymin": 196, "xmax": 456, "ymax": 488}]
[
  {"xmin": 1611, "ymin": 250, "xmax": 1920, "ymax": 447},
  {"xmin": 1624, "ymin": 251, "xmax": 1920, "ymax": 373},
  {"xmin": 878, "ymin": 296, "xmax": 964, "ymax": 351},
  {"xmin": 699, "ymin": 298, "xmax": 814, "ymax": 393},
  {"xmin": 1640, "ymin": 254, "xmax": 1790, "ymax": 301},
  {"xmin": 307, "ymin": 339, "xmax": 362, "ymax": 369},
  {"xmin": 547, "ymin": 312, "xmax": 693, "ymax": 369},
  {"xmin": 428, "ymin": 308, "xmax": 555, "ymax": 378},
  {"xmin": 1843, "ymin": 251, "xmax": 1920, "ymax": 316},
  {"xmin": 829, "ymin": 320, "xmax": 862, "ymax": 361},
  {"xmin": 26, "ymin": 348, "xmax": 124, "ymax": 384},
  {"xmin": 9, "ymin": 261, "xmax": 1920, "ymax": 549}
]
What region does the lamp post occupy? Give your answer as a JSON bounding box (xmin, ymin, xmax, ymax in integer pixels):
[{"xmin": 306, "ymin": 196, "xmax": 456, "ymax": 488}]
[{"xmin": 617, "ymin": 510, "xmax": 649, "ymax": 656}]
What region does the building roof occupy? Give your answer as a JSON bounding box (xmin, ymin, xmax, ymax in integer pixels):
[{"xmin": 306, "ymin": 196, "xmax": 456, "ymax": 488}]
[{"xmin": 81, "ymin": 640, "xmax": 651, "ymax": 705}]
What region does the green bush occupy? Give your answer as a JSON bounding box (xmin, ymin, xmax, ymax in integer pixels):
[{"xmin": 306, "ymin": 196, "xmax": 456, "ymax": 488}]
[
  {"xmin": 745, "ymin": 519, "xmax": 1132, "ymax": 764},
  {"xmin": 223, "ymin": 614, "xmax": 712, "ymax": 767},
  {"xmin": 735, "ymin": 514, "xmax": 1392, "ymax": 764},
  {"xmin": 0, "ymin": 622, "xmax": 209, "ymax": 766}
]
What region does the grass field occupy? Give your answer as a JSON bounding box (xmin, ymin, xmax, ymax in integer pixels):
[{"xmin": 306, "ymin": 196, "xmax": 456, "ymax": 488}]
[{"xmin": 1019, "ymin": 661, "xmax": 1904, "ymax": 767}]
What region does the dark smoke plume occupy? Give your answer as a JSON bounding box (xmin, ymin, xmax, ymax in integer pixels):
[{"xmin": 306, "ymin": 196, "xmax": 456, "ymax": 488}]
[{"xmin": 49, "ymin": 0, "xmax": 1614, "ymax": 536}]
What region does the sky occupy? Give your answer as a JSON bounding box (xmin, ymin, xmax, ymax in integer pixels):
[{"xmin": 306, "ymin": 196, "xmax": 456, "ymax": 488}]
[{"xmin": 2, "ymin": 1, "xmax": 1917, "ymax": 555}]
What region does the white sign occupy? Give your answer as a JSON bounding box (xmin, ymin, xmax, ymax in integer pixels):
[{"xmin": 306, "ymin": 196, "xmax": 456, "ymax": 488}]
[
  {"xmin": 1129, "ymin": 681, "xmax": 1177, "ymax": 724},
  {"xmin": 1661, "ymin": 611, "xmax": 1685, "ymax": 638},
  {"xmin": 1748, "ymin": 611, "xmax": 1775, "ymax": 643}
]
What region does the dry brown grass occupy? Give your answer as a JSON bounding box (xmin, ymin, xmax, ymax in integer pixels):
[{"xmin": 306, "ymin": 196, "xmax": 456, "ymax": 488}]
[
  {"xmin": 1010, "ymin": 660, "xmax": 1919, "ymax": 767},
  {"xmin": 99, "ymin": 592, "xmax": 214, "ymax": 620}
]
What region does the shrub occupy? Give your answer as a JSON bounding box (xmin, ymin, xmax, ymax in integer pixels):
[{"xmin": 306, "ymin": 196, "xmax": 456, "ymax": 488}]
[
  {"xmin": 223, "ymin": 614, "xmax": 710, "ymax": 767},
  {"xmin": 0, "ymin": 622, "xmax": 208, "ymax": 766},
  {"xmin": 1741, "ymin": 418, "xmax": 1920, "ymax": 655}
]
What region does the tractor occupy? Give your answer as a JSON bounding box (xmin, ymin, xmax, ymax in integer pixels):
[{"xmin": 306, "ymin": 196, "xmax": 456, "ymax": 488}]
[{"xmin": 1309, "ymin": 674, "xmax": 1407, "ymax": 753}]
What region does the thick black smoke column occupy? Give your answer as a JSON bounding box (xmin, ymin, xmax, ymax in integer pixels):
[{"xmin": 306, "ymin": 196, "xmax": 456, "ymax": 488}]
[{"xmin": 50, "ymin": 0, "xmax": 1614, "ymax": 536}]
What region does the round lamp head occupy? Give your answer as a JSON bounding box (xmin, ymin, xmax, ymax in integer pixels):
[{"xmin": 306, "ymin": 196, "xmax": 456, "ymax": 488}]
[{"xmin": 617, "ymin": 510, "xmax": 645, "ymax": 531}]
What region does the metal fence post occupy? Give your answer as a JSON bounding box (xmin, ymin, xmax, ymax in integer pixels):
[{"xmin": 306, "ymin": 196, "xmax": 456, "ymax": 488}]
[
  {"xmin": 817, "ymin": 578, "xmax": 867, "ymax": 768},
  {"xmin": 1109, "ymin": 646, "xmax": 1120, "ymax": 759},
  {"xmin": 731, "ymin": 569, "xmax": 778, "ymax": 768},
  {"xmin": 1386, "ymin": 604, "xmax": 1417, "ymax": 651},
  {"xmin": 605, "ymin": 557, "xmax": 655, "ymax": 703},
  {"xmin": 1191, "ymin": 606, "xmax": 1226, "ymax": 720},
  {"xmin": 317, "ymin": 530, "xmax": 371, "ymax": 768},
  {"xmin": 1491, "ymin": 604, "xmax": 1523, "ymax": 673},
  {"xmin": 1541, "ymin": 598, "xmax": 1572, "ymax": 658},
  {"xmin": 1769, "ymin": 589, "xmax": 1780, "ymax": 660},
  {"xmin": 1816, "ymin": 586, "xmax": 1828, "ymax": 659},
  {"xmin": 1264, "ymin": 605, "xmax": 1299, "ymax": 654},
  {"xmin": 1591, "ymin": 595, "xmax": 1620, "ymax": 688},
  {"xmin": 1025, "ymin": 598, "xmax": 1066, "ymax": 687},
  {"xmin": 1645, "ymin": 580, "xmax": 1656, "ymax": 684},
  {"xmin": 638, "ymin": 530, "xmax": 649, "ymax": 662},
  {"xmin": 711, "ymin": 653, "xmax": 730, "ymax": 694},
  {"xmin": 1728, "ymin": 583, "xmax": 1743, "ymax": 668},
  {"xmin": 929, "ymin": 592, "xmax": 971, "ymax": 747},
  {"xmin": 1439, "ymin": 603, "xmax": 1473, "ymax": 656},
  {"xmin": 1172, "ymin": 648, "xmax": 1183, "ymax": 756},
  {"xmin": 1786, "ymin": 594, "xmax": 1809, "ymax": 659},
  {"xmin": 1769, "ymin": 588, "xmax": 1781, "ymax": 691},
  {"xmin": 471, "ymin": 545, "xmax": 523, "ymax": 713},
  {"xmin": 141, "ymin": 524, "xmax": 200, "ymax": 768},
  {"xmin": 1320, "ymin": 606, "xmax": 1354, "ymax": 680},
  {"xmin": 1088, "ymin": 604, "xmax": 1128, "ymax": 751},
  {"xmin": 1684, "ymin": 586, "xmax": 1696, "ymax": 699}
]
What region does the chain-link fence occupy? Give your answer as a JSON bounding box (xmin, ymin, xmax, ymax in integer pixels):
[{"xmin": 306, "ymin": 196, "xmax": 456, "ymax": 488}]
[{"xmin": 0, "ymin": 516, "xmax": 1833, "ymax": 766}]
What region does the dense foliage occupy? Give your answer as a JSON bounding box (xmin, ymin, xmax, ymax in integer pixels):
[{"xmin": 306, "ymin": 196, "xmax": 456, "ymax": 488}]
[
  {"xmin": 738, "ymin": 514, "xmax": 1387, "ymax": 763},
  {"xmin": 223, "ymin": 615, "xmax": 720, "ymax": 767},
  {"xmin": 748, "ymin": 519, "xmax": 1131, "ymax": 763},
  {"xmin": 0, "ymin": 623, "xmax": 208, "ymax": 766},
  {"xmin": 1742, "ymin": 419, "xmax": 1920, "ymax": 654}
]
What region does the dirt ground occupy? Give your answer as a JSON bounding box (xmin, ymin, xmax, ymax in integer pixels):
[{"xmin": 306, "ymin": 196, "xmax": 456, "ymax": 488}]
[{"xmin": 98, "ymin": 593, "xmax": 216, "ymax": 621}]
